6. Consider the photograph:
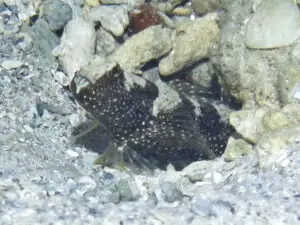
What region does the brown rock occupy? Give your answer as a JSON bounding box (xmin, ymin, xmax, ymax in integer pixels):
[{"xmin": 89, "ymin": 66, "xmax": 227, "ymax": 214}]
[{"xmin": 129, "ymin": 4, "xmax": 163, "ymax": 34}]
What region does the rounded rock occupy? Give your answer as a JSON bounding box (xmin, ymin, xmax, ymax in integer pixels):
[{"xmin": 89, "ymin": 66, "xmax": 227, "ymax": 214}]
[
  {"xmin": 159, "ymin": 14, "xmax": 219, "ymax": 76},
  {"xmin": 88, "ymin": 5, "xmax": 129, "ymax": 37},
  {"xmin": 191, "ymin": 0, "xmax": 221, "ymax": 16},
  {"xmin": 41, "ymin": 0, "xmax": 72, "ymax": 31},
  {"xmin": 160, "ymin": 181, "xmax": 183, "ymax": 202},
  {"xmin": 245, "ymin": 0, "xmax": 300, "ymax": 49},
  {"xmin": 129, "ymin": 4, "xmax": 163, "ymax": 34},
  {"xmin": 112, "ymin": 25, "xmax": 172, "ymax": 72},
  {"xmin": 1, "ymin": 59, "xmax": 23, "ymax": 70}
]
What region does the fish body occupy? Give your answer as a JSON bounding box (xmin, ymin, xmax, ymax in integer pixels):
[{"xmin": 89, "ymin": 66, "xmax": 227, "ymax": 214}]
[{"xmin": 71, "ymin": 66, "xmax": 233, "ymax": 170}]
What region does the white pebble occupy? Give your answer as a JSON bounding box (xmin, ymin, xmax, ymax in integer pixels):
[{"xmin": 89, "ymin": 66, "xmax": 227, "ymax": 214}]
[
  {"xmin": 1, "ymin": 59, "xmax": 24, "ymax": 70},
  {"xmin": 23, "ymin": 125, "xmax": 33, "ymax": 133},
  {"xmin": 0, "ymin": 111, "xmax": 6, "ymax": 118},
  {"xmin": 293, "ymin": 91, "xmax": 300, "ymax": 100},
  {"xmin": 289, "ymin": 81, "xmax": 300, "ymax": 100},
  {"xmin": 66, "ymin": 149, "xmax": 79, "ymax": 157},
  {"xmin": 212, "ymin": 171, "xmax": 223, "ymax": 184},
  {"xmin": 53, "ymin": 71, "xmax": 69, "ymax": 86},
  {"xmin": 279, "ymin": 158, "xmax": 290, "ymax": 168},
  {"xmin": 190, "ymin": 13, "xmax": 196, "ymax": 20},
  {"xmin": 69, "ymin": 113, "xmax": 81, "ymax": 127},
  {"xmin": 18, "ymin": 137, "xmax": 25, "ymax": 143}
]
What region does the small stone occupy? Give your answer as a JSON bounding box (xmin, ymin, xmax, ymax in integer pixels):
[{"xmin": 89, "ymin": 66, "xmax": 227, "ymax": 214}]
[
  {"xmin": 77, "ymin": 58, "xmax": 117, "ymax": 84},
  {"xmin": 18, "ymin": 137, "xmax": 25, "ymax": 143},
  {"xmin": 69, "ymin": 113, "xmax": 82, "ymax": 127},
  {"xmin": 67, "ymin": 178, "xmax": 77, "ymax": 187},
  {"xmin": 15, "ymin": 32, "xmax": 33, "ymax": 51},
  {"xmin": 129, "ymin": 3, "xmax": 163, "ymax": 34},
  {"xmin": 229, "ymin": 107, "xmax": 270, "ymax": 143},
  {"xmin": 245, "ymin": 0, "xmax": 300, "ymax": 49},
  {"xmin": 288, "ymin": 80, "xmax": 300, "ymax": 102},
  {"xmin": 102, "ymin": 171, "xmax": 114, "ymax": 180},
  {"xmin": 115, "ymin": 178, "xmax": 140, "ymax": 201},
  {"xmin": 278, "ymin": 157, "xmax": 290, "ymax": 168},
  {"xmin": 95, "ymin": 27, "xmax": 117, "ymax": 56},
  {"xmin": 76, "ymin": 176, "xmax": 97, "ymax": 196},
  {"xmin": 7, "ymin": 112, "xmax": 16, "ymax": 121},
  {"xmin": 88, "ymin": 5, "xmax": 129, "ymax": 37},
  {"xmin": 191, "ymin": 197, "xmax": 213, "ymax": 217},
  {"xmin": 190, "ymin": 60, "xmax": 214, "ymax": 89},
  {"xmin": 0, "ymin": 111, "xmax": 6, "ymax": 119},
  {"xmin": 224, "ymin": 137, "xmax": 252, "ymax": 162},
  {"xmin": 66, "ymin": 149, "xmax": 79, "ymax": 157},
  {"xmin": 111, "ymin": 25, "xmax": 172, "ymax": 72},
  {"xmin": 85, "ymin": 0, "xmax": 99, "ymax": 7},
  {"xmin": 160, "ymin": 181, "xmax": 183, "ymax": 203},
  {"xmin": 1, "ymin": 59, "xmax": 23, "ymax": 70},
  {"xmin": 157, "ymin": 0, "xmax": 186, "ymax": 14},
  {"xmin": 290, "ymin": 83, "xmax": 300, "ymax": 100},
  {"xmin": 191, "ymin": 0, "xmax": 221, "ymax": 16},
  {"xmin": 53, "ymin": 71, "xmax": 69, "ymax": 86},
  {"xmin": 152, "ymin": 80, "xmax": 182, "ymax": 117},
  {"xmin": 159, "ymin": 13, "xmax": 219, "ymax": 76},
  {"xmin": 211, "ymin": 200, "xmax": 235, "ymax": 217},
  {"xmin": 41, "ymin": 0, "xmax": 72, "ymax": 31},
  {"xmin": 172, "ymin": 6, "xmax": 193, "ymax": 16},
  {"xmin": 82, "ymin": 152, "xmax": 99, "ymax": 166},
  {"xmin": 181, "ymin": 160, "xmax": 213, "ymax": 182},
  {"xmin": 204, "ymin": 171, "xmax": 223, "ymax": 184},
  {"xmin": 23, "ymin": 124, "xmax": 33, "ymax": 133}
]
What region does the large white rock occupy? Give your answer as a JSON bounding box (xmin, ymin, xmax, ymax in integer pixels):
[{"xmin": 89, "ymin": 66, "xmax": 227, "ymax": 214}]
[
  {"xmin": 245, "ymin": 0, "xmax": 300, "ymax": 49},
  {"xmin": 52, "ymin": 18, "xmax": 96, "ymax": 83},
  {"xmin": 1, "ymin": 59, "xmax": 23, "ymax": 70}
]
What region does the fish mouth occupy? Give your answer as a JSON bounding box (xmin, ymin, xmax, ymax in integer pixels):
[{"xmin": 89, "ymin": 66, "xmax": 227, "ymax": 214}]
[{"xmin": 70, "ymin": 74, "xmax": 91, "ymax": 94}]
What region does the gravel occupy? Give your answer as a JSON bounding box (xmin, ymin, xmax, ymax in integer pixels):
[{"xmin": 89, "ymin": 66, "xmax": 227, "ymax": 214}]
[{"xmin": 1, "ymin": 2, "xmax": 300, "ymax": 225}]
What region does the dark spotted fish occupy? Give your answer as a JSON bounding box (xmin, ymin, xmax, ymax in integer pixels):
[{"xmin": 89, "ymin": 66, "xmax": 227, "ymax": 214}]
[{"xmin": 71, "ymin": 66, "xmax": 233, "ymax": 170}]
